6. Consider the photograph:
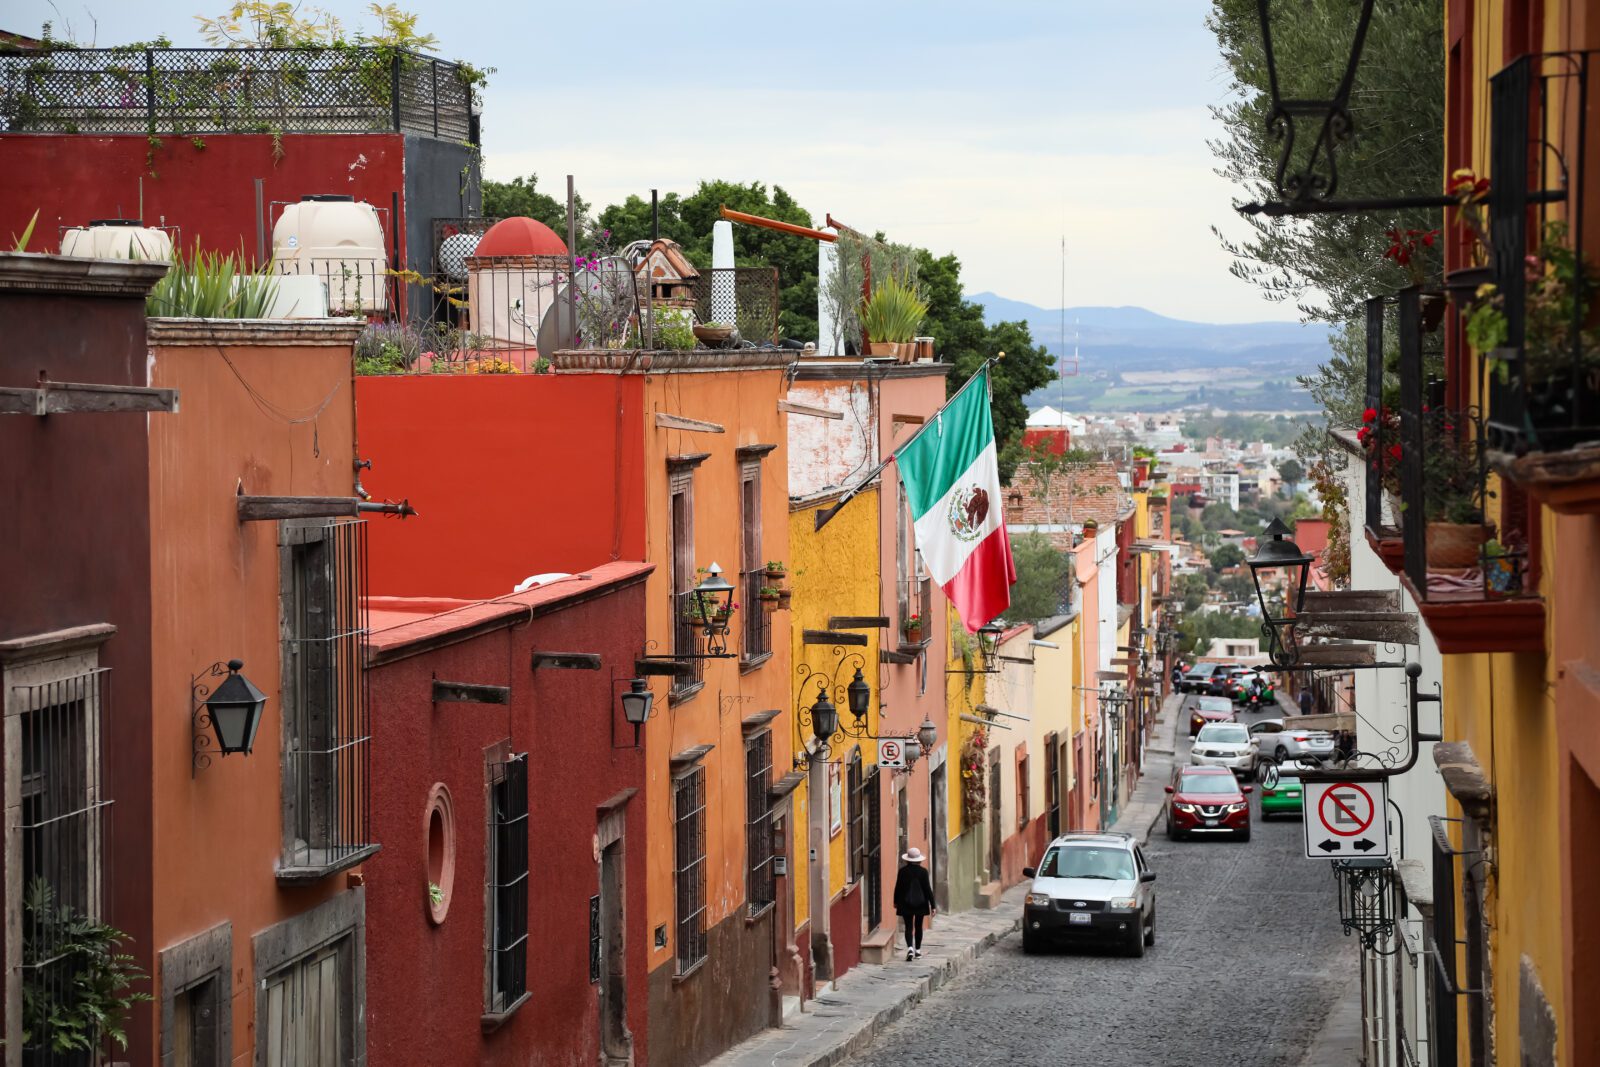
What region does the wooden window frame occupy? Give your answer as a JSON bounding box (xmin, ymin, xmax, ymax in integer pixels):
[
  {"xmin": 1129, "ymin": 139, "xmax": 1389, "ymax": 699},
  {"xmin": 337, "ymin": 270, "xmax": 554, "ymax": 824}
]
[
  {"xmin": 485, "ymin": 751, "xmax": 530, "ymax": 1019},
  {"xmin": 673, "ymin": 767, "xmax": 708, "ymax": 975},
  {"xmin": 745, "ymin": 732, "xmax": 774, "ymax": 915}
]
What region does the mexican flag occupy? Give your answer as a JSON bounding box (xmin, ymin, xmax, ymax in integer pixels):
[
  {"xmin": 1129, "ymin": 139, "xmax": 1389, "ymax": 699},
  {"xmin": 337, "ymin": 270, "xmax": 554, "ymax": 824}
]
[{"xmin": 895, "ymin": 366, "xmax": 1015, "ymax": 631}]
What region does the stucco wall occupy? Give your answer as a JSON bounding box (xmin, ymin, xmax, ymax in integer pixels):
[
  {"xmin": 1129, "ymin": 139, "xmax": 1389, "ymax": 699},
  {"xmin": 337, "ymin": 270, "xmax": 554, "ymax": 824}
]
[{"xmin": 145, "ymin": 321, "xmax": 362, "ymax": 1064}]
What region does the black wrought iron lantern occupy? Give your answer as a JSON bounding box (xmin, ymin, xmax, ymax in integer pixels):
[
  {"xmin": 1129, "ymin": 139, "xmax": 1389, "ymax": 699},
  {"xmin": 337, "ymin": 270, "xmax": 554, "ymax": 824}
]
[
  {"xmin": 1248, "ymin": 518, "xmax": 1314, "ymax": 667},
  {"xmin": 205, "ymin": 659, "xmax": 267, "ymax": 756},
  {"xmin": 620, "ymin": 678, "xmax": 654, "ymax": 744},
  {"xmin": 976, "ymin": 621, "xmax": 1004, "ymax": 663},
  {"xmin": 809, "ymin": 684, "xmax": 839, "ymax": 747},
  {"xmin": 1249, "ymin": 0, "xmax": 1377, "ymax": 213},
  {"xmin": 691, "ymin": 562, "xmax": 736, "ymax": 656},
  {"xmin": 1332, "ymin": 859, "xmax": 1396, "ymax": 951},
  {"xmin": 846, "ymin": 668, "xmax": 871, "ymax": 723}
]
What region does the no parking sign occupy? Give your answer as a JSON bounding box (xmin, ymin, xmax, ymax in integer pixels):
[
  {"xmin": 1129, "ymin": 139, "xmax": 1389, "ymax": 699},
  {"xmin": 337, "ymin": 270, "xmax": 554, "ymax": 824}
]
[
  {"xmin": 879, "ymin": 738, "xmax": 906, "ymax": 769},
  {"xmin": 1303, "ymin": 779, "xmax": 1389, "ymax": 859}
]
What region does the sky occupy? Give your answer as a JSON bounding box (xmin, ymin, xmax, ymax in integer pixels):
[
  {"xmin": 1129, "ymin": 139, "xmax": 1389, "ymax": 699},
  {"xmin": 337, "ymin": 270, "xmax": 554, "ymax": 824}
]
[{"xmin": 6, "ymin": 0, "xmax": 1301, "ymax": 324}]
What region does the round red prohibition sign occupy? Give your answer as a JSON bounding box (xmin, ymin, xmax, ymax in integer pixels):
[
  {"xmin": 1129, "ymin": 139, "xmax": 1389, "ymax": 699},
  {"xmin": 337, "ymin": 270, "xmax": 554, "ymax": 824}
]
[{"xmin": 1318, "ymin": 783, "xmax": 1375, "ymax": 837}]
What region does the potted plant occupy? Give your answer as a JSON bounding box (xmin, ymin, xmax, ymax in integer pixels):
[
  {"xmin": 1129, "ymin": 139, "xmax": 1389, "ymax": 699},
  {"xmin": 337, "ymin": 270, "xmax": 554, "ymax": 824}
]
[
  {"xmin": 764, "ymin": 560, "xmax": 787, "ymax": 580},
  {"xmin": 759, "ymin": 585, "xmax": 781, "ymax": 607},
  {"xmin": 859, "ymin": 273, "xmax": 927, "ymax": 360},
  {"xmin": 21, "ymin": 879, "xmax": 152, "ymax": 1059},
  {"xmin": 1421, "ymin": 413, "xmax": 1493, "ymax": 574},
  {"xmin": 693, "ymin": 321, "xmax": 736, "ymax": 348},
  {"xmin": 902, "ymin": 613, "xmax": 924, "ymax": 645}
]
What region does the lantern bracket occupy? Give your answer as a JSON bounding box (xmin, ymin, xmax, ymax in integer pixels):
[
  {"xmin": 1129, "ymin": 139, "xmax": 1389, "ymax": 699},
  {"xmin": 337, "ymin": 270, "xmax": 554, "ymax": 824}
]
[{"xmin": 191, "ymin": 660, "xmax": 229, "ymax": 778}]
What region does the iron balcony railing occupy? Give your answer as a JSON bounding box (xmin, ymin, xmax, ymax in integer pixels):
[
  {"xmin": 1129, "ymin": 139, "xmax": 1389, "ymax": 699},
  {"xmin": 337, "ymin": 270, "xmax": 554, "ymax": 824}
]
[
  {"xmin": 0, "ymin": 46, "xmax": 475, "ymax": 140},
  {"xmin": 672, "ymin": 589, "xmax": 706, "ymax": 694},
  {"xmin": 1483, "ymin": 51, "xmax": 1598, "ymax": 455},
  {"xmin": 742, "ymin": 567, "xmax": 772, "ymax": 662}
]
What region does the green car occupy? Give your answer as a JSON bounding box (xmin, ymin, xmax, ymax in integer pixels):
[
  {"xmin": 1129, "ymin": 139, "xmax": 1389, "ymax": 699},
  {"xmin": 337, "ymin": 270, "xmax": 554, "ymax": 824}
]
[{"xmin": 1259, "ymin": 775, "xmax": 1304, "ymax": 818}]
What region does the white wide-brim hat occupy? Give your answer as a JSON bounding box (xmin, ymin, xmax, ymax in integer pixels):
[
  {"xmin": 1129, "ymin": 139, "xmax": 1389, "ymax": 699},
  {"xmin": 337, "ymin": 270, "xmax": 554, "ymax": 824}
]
[{"xmin": 902, "ymin": 847, "xmax": 925, "ymax": 863}]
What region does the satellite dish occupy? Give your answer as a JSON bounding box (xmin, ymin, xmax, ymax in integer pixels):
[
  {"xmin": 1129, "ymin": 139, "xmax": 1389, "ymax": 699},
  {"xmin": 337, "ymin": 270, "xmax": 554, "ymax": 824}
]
[
  {"xmin": 536, "ymin": 284, "xmax": 578, "ymax": 353},
  {"xmin": 438, "ymin": 231, "xmax": 481, "ymax": 280}
]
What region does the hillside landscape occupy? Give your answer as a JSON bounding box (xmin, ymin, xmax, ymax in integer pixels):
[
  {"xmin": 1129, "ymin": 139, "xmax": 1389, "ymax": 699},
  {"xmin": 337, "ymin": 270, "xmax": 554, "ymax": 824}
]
[{"xmin": 971, "ymin": 292, "xmax": 1333, "ymax": 413}]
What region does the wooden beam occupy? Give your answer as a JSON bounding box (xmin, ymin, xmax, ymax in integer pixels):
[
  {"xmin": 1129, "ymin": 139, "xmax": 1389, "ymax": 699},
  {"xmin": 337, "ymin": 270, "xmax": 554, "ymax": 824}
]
[
  {"xmin": 828, "ymin": 616, "xmax": 890, "ymax": 630},
  {"xmin": 1110, "ymin": 657, "xmax": 1140, "ymax": 666},
  {"xmin": 635, "ymin": 658, "xmax": 696, "ymax": 677},
  {"xmin": 1301, "ymin": 589, "xmax": 1402, "ymax": 614},
  {"xmin": 529, "ymin": 651, "xmax": 603, "ymax": 671},
  {"xmin": 1295, "ymin": 643, "xmax": 1377, "ymax": 665},
  {"xmin": 0, "ymin": 382, "xmax": 179, "ymax": 416},
  {"xmin": 1296, "ymin": 611, "xmax": 1418, "ymax": 645},
  {"xmin": 654, "ymin": 412, "xmax": 725, "ymax": 434},
  {"xmin": 237, "ymin": 496, "xmax": 361, "ymax": 522},
  {"xmin": 779, "ymin": 399, "xmax": 843, "ymax": 420},
  {"xmin": 432, "ymin": 680, "xmax": 511, "ymax": 705},
  {"xmin": 891, "ymin": 414, "xmax": 925, "ymax": 426},
  {"xmin": 880, "ymin": 648, "xmax": 918, "ymax": 665},
  {"xmin": 803, "ymin": 629, "xmax": 868, "ymax": 646}
]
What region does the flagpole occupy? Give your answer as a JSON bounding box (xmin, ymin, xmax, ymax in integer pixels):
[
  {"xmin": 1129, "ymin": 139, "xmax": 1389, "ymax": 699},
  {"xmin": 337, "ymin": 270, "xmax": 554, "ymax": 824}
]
[{"xmin": 812, "ymin": 357, "xmax": 997, "ymax": 532}]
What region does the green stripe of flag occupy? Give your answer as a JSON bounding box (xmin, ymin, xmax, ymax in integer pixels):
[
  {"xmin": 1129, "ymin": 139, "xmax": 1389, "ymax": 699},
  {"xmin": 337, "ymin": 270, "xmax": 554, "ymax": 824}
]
[{"xmin": 895, "ymin": 366, "xmax": 994, "ymax": 519}]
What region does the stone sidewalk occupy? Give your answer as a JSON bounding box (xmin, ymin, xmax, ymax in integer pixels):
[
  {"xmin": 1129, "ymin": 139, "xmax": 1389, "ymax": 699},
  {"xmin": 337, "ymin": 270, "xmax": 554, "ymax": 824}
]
[{"xmin": 707, "ymin": 692, "xmax": 1187, "ymax": 1067}]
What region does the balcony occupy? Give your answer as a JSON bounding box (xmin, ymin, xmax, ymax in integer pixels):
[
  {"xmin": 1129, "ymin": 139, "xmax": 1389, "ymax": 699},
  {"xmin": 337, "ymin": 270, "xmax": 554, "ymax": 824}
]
[
  {"xmin": 0, "ymin": 45, "xmax": 475, "ymax": 140},
  {"xmin": 1478, "ymin": 51, "xmax": 1600, "ymax": 514},
  {"xmin": 1390, "ymin": 291, "xmax": 1545, "ymax": 654}
]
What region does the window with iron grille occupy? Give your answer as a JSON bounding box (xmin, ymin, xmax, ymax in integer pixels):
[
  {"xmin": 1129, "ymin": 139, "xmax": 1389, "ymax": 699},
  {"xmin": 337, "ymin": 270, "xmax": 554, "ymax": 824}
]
[
  {"xmin": 847, "ymin": 751, "xmax": 865, "ymax": 884},
  {"xmin": 668, "ymin": 463, "xmax": 704, "ymax": 698},
  {"xmin": 674, "ymin": 768, "xmax": 707, "ymax": 972},
  {"xmin": 10, "ymin": 663, "xmax": 112, "ymax": 1062},
  {"xmin": 279, "ymin": 519, "xmax": 373, "ymax": 878},
  {"xmin": 745, "ymin": 734, "xmax": 774, "ymax": 914},
  {"xmin": 487, "ymin": 754, "xmax": 529, "ymax": 1012},
  {"xmin": 895, "ymin": 496, "xmax": 931, "ymax": 643},
  {"xmin": 740, "ymin": 456, "xmax": 771, "ymax": 665},
  {"xmin": 1044, "ymin": 735, "xmax": 1060, "ymax": 839},
  {"xmin": 862, "ymin": 766, "xmax": 882, "ymax": 931},
  {"xmin": 1017, "ymin": 755, "xmax": 1030, "ymax": 829}
]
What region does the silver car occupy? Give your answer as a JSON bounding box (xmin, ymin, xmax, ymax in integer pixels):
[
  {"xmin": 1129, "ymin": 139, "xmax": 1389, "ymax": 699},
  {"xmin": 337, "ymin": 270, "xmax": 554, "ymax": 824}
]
[
  {"xmin": 1248, "ymin": 718, "xmax": 1335, "ymax": 765},
  {"xmin": 1190, "ymin": 722, "xmax": 1258, "ymax": 776},
  {"xmin": 1021, "ymin": 833, "xmax": 1156, "ymax": 956}
]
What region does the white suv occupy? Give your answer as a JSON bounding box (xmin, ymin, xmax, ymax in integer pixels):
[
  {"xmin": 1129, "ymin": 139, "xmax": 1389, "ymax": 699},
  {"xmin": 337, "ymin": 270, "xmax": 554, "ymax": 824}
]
[
  {"xmin": 1190, "ymin": 721, "xmax": 1258, "ymax": 776},
  {"xmin": 1021, "ymin": 833, "xmax": 1157, "ymax": 957}
]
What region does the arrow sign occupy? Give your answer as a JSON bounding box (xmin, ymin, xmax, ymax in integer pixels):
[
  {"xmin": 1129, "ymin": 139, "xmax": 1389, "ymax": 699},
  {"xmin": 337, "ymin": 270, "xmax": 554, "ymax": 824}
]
[{"xmin": 1304, "ymin": 779, "xmax": 1389, "ymax": 860}]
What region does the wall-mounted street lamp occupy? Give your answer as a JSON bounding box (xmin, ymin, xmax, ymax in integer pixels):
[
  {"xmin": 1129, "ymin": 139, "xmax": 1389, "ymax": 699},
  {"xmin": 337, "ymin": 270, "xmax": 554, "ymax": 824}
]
[
  {"xmin": 1248, "ymin": 518, "xmax": 1314, "ymax": 667},
  {"xmin": 687, "ymin": 562, "xmax": 738, "ymax": 658},
  {"xmin": 976, "ymin": 621, "xmax": 1005, "ymax": 664},
  {"xmin": 1332, "ymin": 859, "xmax": 1397, "ymax": 952},
  {"xmin": 620, "ymin": 678, "xmax": 654, "ymax": 746},
  {"xmin": 192, "ymin": 659, "xmax": 267, "ymax": 776}
]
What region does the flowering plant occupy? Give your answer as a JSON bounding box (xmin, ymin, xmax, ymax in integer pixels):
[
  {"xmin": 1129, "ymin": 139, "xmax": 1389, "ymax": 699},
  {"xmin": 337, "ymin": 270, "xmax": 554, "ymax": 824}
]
[
  {"xmin": 1448, "ymin": 168, "xmax": 1492, "ymax": 264},
  {"xmin": 1384, "ymin": 227, "xmax": 1439, "ymax": 285},
  {"xmin": 902, "ymin": 613, "xmax": 923, "ymax": 634},
  {"xmin": 960, "ymin": 730, "xmax": 988, "ymax": 827},
  {"xmin": 1356, "ymin": 406, "xmax": 1402, "ymax": 496},
  {"xmin": 1463, "ymin": 221, "xmax": 1600, "ymax": 385}
]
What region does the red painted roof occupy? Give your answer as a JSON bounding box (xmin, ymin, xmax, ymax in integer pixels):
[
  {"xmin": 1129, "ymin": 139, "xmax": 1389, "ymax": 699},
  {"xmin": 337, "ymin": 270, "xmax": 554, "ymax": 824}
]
[{"xmin": 475, "ymin": 216, "xmax": 569, "ymax": 257}]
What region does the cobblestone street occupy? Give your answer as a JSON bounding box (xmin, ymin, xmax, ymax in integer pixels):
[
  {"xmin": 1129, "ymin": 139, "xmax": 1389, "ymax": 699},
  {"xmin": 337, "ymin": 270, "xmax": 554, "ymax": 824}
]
[{"xmin": 846, "ymin": 696, "xmax": 1358, "ymax": 1067}]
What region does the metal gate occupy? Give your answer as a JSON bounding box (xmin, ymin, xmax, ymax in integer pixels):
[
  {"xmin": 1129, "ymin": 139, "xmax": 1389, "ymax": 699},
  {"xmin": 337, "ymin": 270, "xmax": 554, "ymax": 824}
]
[{"xmin": 864, "ymin": 769, "xmax": 883, "ymax": 931}]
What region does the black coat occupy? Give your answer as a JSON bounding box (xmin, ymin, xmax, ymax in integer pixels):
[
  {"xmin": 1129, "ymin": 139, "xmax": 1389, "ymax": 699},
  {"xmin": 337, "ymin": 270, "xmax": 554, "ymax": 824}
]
[{"xmin": 893, "ymin": 862, "xmax": 935, "ymax": 916}]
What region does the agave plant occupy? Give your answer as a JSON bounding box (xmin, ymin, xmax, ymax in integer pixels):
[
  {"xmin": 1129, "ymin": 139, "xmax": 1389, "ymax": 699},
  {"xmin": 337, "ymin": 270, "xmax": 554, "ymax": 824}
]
[
  {"xmin": 146, "ymin": 243, "xmax": 280, "ymax": 319},
  {"xmin": 859, "ymin": 272, "xmax": 928, "ymax": 344}
]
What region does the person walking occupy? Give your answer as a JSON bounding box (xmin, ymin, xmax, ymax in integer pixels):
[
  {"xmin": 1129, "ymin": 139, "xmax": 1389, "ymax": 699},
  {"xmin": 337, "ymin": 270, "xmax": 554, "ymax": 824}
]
[
  {"xmin": 1298, "ymin": 687, "xmax": 1314, "ymax": 716},
  {"xmin": 893, "ymin": 847, "xmax": 936, "ymax": 961}
]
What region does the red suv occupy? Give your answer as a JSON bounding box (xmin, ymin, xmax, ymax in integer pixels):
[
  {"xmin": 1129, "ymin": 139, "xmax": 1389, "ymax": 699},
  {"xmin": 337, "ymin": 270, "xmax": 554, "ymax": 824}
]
[{"xmin": 1164, "ymin": 766, "xmax": 1252, "ymax": 841}]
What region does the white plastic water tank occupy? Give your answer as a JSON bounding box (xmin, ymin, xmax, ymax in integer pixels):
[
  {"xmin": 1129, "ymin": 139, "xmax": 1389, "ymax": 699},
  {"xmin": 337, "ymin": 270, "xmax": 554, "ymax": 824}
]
[
  {"xmin": 272, "ymin": 195, "xmax": 388, "ymax": 313},
  {"xmin": 60, "ymin": 219, "xmax": 173, "ymax": 261}
]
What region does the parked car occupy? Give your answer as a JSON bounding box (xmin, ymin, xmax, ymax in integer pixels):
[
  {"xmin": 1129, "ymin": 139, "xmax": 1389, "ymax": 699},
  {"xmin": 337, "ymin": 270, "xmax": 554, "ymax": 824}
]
[
  {"xmin": 1259, "ymin": 773, "xmax": 1305, "ymax": 819},
  {"xmin": 1190, "ymin": 721, "xmax": 1258, "ymax": 776},
  {"xmin": 1021, "ymin": 832, "xmax": 1157, "ymax": 956},
  {"xmin": 1180, "ymin": 663, "xmax": 1220, "ymax": 693},
  {"xmin": 1165, "ymin": 766, "xmax": 1252, "ymax": 841},
  {"xmin": 1248, "ymin": 718, "xmax": 1335, "ymax": 765},
  {"xmin": 1188, "ymin": 696, "xmax": 1237, "ymax": 737},
  {"xmin": 1206, "ymin": 664, "xmax": 1246, "ymax": 696}
]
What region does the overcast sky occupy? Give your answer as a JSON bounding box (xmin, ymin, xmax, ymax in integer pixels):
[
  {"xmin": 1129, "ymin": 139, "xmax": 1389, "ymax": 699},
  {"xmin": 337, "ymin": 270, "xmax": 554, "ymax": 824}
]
[{"xmin": 8, "ymin": 0, "xmax": 1298, "ymax": 323}]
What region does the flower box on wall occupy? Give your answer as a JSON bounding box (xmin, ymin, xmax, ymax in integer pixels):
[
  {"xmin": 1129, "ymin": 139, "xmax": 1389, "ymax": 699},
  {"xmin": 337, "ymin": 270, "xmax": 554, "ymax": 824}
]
[
  {"xmin": 1364, "ymin": 528, "xmax": 1406, "ymax": 575},
  {"xmin": 1400, "ymin": 575, "xmax": 1546, "ymax": 655}
]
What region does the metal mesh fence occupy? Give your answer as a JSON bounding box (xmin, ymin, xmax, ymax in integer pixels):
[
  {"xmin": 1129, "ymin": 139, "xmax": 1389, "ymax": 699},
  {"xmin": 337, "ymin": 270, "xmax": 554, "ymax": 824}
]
[
  {"xmin": 687, "ymin": 267, "xmax": 780, "ymax": 346},
  {"xmin": 0, "ymin": 47, "xmax": 472, "ymax": 139}
]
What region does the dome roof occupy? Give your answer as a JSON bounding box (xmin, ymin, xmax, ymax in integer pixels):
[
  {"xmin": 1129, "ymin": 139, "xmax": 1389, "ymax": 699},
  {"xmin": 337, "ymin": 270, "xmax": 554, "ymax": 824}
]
[{"xmin": 475, "ymin": 216, "xmax": 569, "ymax": 257}]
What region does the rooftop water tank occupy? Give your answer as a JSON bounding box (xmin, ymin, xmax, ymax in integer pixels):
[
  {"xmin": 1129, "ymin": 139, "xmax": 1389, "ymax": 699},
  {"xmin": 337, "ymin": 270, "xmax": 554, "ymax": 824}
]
[
  {"xmin": 60, "ymin": 219, "xmax": 173, "ymax": 261},
  {"xmin": 272, "ymin": 195, "xmax": 387, "ymax": 313}
]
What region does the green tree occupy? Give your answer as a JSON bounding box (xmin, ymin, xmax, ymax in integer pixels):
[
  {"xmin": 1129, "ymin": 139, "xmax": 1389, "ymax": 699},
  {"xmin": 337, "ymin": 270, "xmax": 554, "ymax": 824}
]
[
  {"xmin": 1277, "ymin": 458, "xmax": 1306, "ymax": 495},
  {"xmin": 1206, "ymin": 0, "xmax": 1444, "ymax": 323},
  {"xmin": 481, "ymin": 173, "xmax": 587, "ymax": 235},
  {"xmin": 1179, "ymin": 609, "xmax": 1261, "ymax": 656},
  {"xmin": 947, "ymin": 320, "xmax": 1056, "ymax": 485},
  {"xmin": 1220, "ymin": 572, "xmax": 1257, "ymax": 603},
  {"xmin": 1209, "ymin": 543, "xmax": 1246, "ymax": 571},
  {"xmin": 1178, "ymin": 572, "xmax": 1211, "ymax": 613},
  {"xmin": 1007, "ymin": 533, "xmax": 1075, "ymax": 622}
]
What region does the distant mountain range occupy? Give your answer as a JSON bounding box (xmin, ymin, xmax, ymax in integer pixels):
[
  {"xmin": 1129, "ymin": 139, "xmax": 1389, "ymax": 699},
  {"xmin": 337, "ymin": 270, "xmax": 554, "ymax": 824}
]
[
  {"xmin": 969, "ymin": 292, "xmax": 1332, "ymax": 369},
  {"xmin": 967, "ymin": 293, "xmax": 1334, "ymax": 414}
]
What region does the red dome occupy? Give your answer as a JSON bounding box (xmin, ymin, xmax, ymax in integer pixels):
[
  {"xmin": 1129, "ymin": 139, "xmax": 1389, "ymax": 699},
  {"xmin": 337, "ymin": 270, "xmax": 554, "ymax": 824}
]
[{"xmin": 475, "ymin": 216, "xmax": 568, "ymax": 257}]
